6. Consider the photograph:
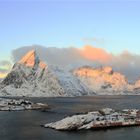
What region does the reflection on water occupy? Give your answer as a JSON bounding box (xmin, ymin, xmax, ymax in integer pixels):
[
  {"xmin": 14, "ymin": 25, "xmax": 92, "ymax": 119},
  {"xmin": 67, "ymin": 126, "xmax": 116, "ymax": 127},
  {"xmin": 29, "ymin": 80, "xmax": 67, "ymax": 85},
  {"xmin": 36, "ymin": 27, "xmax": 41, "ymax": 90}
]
[{"xmin": 1, "ymin": 96, "xmax": 140, "ymax": 140}]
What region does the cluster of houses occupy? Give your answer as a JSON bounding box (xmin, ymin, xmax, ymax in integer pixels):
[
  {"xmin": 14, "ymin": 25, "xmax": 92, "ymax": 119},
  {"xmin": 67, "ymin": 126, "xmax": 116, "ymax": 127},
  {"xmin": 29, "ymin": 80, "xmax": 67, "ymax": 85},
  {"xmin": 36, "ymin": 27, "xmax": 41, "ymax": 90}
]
[
  {"xmin": 45, "ymin": 107, "xmax": 140, "ymax": 130},
  {"xmin": 91, "ymin": 108, "xmax": 140, "ymax": 129}
]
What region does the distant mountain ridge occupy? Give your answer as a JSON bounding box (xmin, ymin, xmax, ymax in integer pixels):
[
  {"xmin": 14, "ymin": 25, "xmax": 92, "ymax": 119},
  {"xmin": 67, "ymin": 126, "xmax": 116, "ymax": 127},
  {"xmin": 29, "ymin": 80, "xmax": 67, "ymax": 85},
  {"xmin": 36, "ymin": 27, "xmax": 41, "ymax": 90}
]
[
  {"xmin": 0, "ymin": 50, "xmax": 140, "ymax": 97},
  {"xmin": 72, "ymin": 66, "xmax": 131, "ymax": 95}
]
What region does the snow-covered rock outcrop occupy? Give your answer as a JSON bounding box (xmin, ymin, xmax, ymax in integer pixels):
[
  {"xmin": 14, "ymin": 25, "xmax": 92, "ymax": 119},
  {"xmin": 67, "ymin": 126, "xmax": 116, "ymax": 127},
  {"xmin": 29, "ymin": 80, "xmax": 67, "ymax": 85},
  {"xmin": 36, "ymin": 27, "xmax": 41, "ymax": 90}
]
[
  {"xmin": 45, "ymin": 111, "xmax": 100, "ymax": 130},
  {"xmin": 0, "ymin": 98, "xmax": 49, "ymax": 111},
  {"xmin": 131, "ymin": 80, "xmax": 140, "ymax": 94},
  {"xmin": 73, "ymin": 66, "xmax": 132, "ymax": 95}
]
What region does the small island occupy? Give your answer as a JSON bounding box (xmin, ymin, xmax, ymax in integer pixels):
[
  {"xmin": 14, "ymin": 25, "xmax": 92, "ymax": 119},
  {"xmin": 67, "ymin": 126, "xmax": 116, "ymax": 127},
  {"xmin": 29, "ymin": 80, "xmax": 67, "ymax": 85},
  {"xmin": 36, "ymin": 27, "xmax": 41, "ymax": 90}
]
[
  {"xmin": 0, "ymin": 98, "xmax": 49, "ymax": 111},
  {"xmin": 45, "ymin": 108, "xmax": 140, "ymax": 130}
]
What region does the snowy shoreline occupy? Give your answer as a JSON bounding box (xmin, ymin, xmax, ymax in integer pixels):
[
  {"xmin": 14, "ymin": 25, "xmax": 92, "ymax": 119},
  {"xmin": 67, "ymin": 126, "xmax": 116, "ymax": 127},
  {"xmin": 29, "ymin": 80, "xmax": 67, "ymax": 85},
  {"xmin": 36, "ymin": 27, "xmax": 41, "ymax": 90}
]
[
  {"xmin": 45, "ymin": 108, "xmax": 140, "ymax": 131},
  {"xmin": 0, "ymin": 98, "xmax": 49, "ymax": 111}
]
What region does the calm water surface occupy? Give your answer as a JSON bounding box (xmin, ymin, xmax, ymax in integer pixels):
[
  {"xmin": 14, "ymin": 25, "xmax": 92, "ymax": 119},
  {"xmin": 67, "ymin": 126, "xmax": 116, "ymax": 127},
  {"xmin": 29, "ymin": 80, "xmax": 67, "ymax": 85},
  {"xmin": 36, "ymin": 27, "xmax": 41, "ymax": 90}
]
[{"xmin": 1, "ymin": 96, "xmax": 140, "ymax": 140}]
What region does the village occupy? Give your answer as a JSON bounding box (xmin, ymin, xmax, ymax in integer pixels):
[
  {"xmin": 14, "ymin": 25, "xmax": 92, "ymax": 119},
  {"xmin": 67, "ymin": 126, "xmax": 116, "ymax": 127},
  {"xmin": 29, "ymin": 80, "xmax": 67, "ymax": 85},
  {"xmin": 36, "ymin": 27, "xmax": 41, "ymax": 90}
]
[
  {"xmin": 45, "ymin": 108, "xmax": 140, "ymax": 130},
  {"xmin": 90, "ymin": 108, "xmax": 140, "ymax": 129}
]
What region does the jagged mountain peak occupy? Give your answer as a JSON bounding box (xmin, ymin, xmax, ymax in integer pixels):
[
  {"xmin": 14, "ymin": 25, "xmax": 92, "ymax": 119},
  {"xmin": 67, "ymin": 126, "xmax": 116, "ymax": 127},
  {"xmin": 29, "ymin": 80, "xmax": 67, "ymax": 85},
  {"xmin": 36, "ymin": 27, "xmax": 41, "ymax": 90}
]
[
  {"xmin": 102, "ymin": 66, "xmax": 113, "ymax": 74},
  {"xmin": 73, "ymin": 66, "xmax": 114, "ymax": 77},
  {"xmin": 18, "ymin": 50, "xmax": 47, "ymax": 69},
  {"xmin": 19, "ymin": 49, "xmax": 37, "ymax": 67},
  {"xmin": 0, "ymin": 50, "xmax": 64, "ymax": 96},
  {"xmin": 72, "ymin": 65, "xmax": 129, "ymax": 94}
]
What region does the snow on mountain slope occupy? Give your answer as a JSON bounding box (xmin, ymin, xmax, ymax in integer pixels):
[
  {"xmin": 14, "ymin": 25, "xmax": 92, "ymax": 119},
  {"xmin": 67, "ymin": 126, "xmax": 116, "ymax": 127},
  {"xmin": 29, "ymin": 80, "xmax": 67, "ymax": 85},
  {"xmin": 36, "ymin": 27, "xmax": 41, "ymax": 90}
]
[
  {"xmin": 131, "ymin": 80, "xmax": 140, "ymax": 94},
  {"xmin": 49, "ymin": 66, "xmax": 94, "ymax": 96},
  {"xmin": 1, "ymin": 50, "xmax": 139, "ymax": 96},
  {"xmin": 72, "ymin": 66, "xmax": 132, "ymax": 95},
  {"xmin": 0, "ymin": 50, "xmax": 64, "ymax": 97},
  {"xmin": 0, "ymin": 50, "xmax": 94, "ymax": 97}
]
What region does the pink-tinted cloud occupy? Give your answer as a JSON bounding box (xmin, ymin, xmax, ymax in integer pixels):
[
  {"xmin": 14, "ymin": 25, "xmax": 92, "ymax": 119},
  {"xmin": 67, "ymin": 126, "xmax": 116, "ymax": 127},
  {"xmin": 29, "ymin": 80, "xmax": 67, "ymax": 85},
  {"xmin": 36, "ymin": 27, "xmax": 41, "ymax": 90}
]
[{"xmin": 79, "ymin": 45, "xmax": 112, "ymax": 63}]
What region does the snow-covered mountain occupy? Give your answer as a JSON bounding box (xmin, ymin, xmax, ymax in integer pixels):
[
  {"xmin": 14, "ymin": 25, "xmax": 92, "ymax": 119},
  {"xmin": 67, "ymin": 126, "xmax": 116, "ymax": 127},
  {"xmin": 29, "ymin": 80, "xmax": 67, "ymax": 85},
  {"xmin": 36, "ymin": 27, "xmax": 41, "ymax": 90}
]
[
  {"xmin": 1, "ymin": 50, "xmax": 140, "ymax": 97},
  {"xmin": 72, "ymin": 66, "xmax": 134, "ymax": 95},
  {"xmin": 0, "ymin": 50, "xmax": 94, "ymax": 97}
]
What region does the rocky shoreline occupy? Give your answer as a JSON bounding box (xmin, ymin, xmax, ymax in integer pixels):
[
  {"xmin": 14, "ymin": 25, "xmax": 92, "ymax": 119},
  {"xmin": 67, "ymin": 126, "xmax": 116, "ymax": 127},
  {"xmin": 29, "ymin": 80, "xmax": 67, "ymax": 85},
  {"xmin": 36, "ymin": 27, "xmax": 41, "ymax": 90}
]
[
  {"xmin": 0, "ymin": 98, "xmax": 49, "ymax": 111},
  {"xmin": 44, "ymin": 108, "xmax": 140, "ymax": 131}
]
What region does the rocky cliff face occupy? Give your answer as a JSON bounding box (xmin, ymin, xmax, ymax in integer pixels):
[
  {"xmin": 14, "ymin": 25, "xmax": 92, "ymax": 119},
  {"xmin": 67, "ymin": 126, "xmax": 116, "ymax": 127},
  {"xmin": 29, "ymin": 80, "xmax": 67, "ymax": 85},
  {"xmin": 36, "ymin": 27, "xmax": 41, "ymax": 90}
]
[
  {"xmin": 73, "ymin": 66, "xmax": 132, "ymax": 94},
  {"xmin": 131, "ymin": 80, "xmax": 140, "ymax": 94},
  {"xmin": 0, "ymin": 50, "xmax": 64, "ymax": 96}
]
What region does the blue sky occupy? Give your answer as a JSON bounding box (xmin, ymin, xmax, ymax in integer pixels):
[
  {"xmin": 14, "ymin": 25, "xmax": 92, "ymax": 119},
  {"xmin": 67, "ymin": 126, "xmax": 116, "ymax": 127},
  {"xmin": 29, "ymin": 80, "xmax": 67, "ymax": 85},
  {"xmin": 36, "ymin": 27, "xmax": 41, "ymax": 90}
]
[{"xmin": 0, "ymin": 0, "xmax": 140, "ymax": 60}]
